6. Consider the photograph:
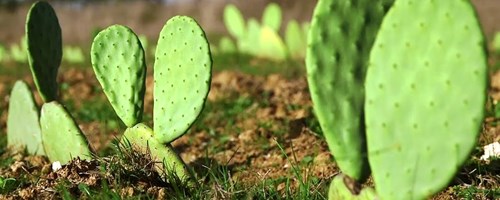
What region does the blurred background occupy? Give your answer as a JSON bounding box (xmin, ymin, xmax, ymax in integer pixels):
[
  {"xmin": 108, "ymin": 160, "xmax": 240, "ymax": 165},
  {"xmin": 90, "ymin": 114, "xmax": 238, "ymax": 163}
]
[
  {"xmin": 0, "ymin": 0, "xmax": 498, "ymax": 43},
  {"xmin": 0, "ymin": 0, "xmax": 498, "ymax": 75}
]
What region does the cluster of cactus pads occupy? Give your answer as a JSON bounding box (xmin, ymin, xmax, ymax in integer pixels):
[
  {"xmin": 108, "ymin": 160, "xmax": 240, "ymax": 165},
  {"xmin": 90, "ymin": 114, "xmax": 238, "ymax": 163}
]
[
  {"xmin": 6, "ymin": 0, "xmax": 211, "ymax": 185},
  {"xmin": 90, "ymin": 16, "xmax": 212, "ymax": 183},
  {"xmin": 307, "ymin": 0, "xmax": 487, "ymax": 199},
  {"xmin": 7, "ymin": 1, "xmax": 92, "ymax": 164},
  {"xmin": 221, "ymin": 3, "xmax": 309, "ymax": 61}
]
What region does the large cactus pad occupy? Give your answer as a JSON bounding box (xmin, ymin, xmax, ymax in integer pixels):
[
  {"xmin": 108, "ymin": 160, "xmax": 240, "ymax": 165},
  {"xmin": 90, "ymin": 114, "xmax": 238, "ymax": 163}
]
[
  {"xmin": 365, "ymin": 0, "xmax": 487, "ymax": 199},
  {"xmin": 153, "ymin": 16, "xmax": 212, "ymax": 143},
  {"xmin": 26, "ymin": 1, "xmax": 62, "ymax": 102},
  {"xmin": 91, "ymin": 25, "xmax": 147, "ymax": 128},
  {"xmin": 306, "ymin": 0, "xmax": 393, "ymax": 180},
  {"xmin": 7, "ymin": 81, "xmax": 45, "ymax": 155},
  {"xmin": 40, "ymin": 102, "xmax": 92, "ymax": 164}
]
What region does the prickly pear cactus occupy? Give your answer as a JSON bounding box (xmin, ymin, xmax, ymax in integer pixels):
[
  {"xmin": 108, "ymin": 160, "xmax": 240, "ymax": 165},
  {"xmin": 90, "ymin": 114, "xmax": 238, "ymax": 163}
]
[
  {"xmin": 122, "ymin": 123, "xmax": 193, "ymax": 183},
  {"xmin": 91, "ymin": 25, "xmax": 147, "ymax": 127},
  {"xmin": 223, "ymin": 4, "xmax": 246, "ymax": 40},
  {"xmin": 7, "ymin": 81, "xmax": 45, "ymax": 155},
  {"xmin": 261, "ymin": 2, "xmax": 282, "ymax": 32},
  {"xmin": 364, "ymin": 0, "xmax": 487, "ymax": 199},
  {"xmin": 153, "ymin": 16, "xmax": 212, "ymax": 143},
  {"xmin": 328, "ymin": 174, "xmax": 377, "ymax": 200},
  {"xmin": 26, "ymin": 1, "xmax": 62, "ymax": 102},
  {"xmin": 40, "ymin": 102, "xmax": 92, "ymax": 164},
  {"xmin": 285, "ymin": 20, "xmax": 306, "ymax": 59},
  {"xmin": 259, "ymin": 26, "xmax": 287, "ymax": 61},
  {"xmin": 306, "ymin": 0, "xmax": 393, "ymax": 181}
]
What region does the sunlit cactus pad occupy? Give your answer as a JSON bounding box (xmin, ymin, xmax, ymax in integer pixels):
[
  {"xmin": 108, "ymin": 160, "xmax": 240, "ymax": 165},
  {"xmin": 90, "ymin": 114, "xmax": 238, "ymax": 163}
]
[
  {"xmin": 306, "ymin": 0, "xmax": 393, "ymax": 181},
  {"xmin": 153, "ymin": 16, "xmax": 212, "ymax": 143},
  {"xmin": 122, "ymin": 123, "xmax": 193, "ymax": 183},
  {"xmin": 7, "ymin": 81, "xmax": 45, "ymax": 155},
  {"xmin": 26, "ymin": 1, "xmax": 62, "ymax": 102},
  {"xmin": 91, "ymin": 25, "xmax": 147, "ymax": 128},
  {"xmin": 40, "ymin": 102, "xmax": 92, "ymax": 164},
  {"xmin": 365, "ymin": 0, "xmax": 487, "ymax": 199}
]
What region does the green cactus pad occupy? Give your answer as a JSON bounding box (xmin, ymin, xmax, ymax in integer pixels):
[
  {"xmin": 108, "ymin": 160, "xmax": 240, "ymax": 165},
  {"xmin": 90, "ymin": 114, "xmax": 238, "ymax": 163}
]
[
  {"xmin": 285, "ymin": 20, "xmax": 306, "ymax": 59},
  {"xmin": 259, "ymin": 26, "xmax": 287, "ymax": 60},
  {"xmin": 218, "ymin": 36, "xmax": 237, "ymax": 53},
  {"xmin": 122, "ymin": 123, "xmax": 193, "ymax": 184},
  {"xmin": 240, "ymin": 18, "xmax": 261, "ymax": 55},
  {"xmin": 306, "ymin": 0, "xmax": 393, "ymax": 181},
  {"xmin": 7, "ymin": 81, "xmax": 45, "ymax": 155},
  {"xmin": 91, "ymin": 25, "xmax": 147, "ymax": 127},
  {"xmin": 223, "ymin": 4, "xmax": 246, "ymax": 39},
  {"xmin": 40, "ymin": 102, "xmax": 92, "ymax": 164},
  {"xmin": 153, "ymin": 16, "xmax": 212, "ymax": 143},
  {"xmin": 26, "ymin": 1, "xmax": 62, "ymax": 102},
  {"xmin": 328, "ymin": 174, "xmax": 377, "ymax": 200},
  {"xmin": 261, "ymin": 3, "xmax": 282, "ymax": 32},
  {"xmin": 365, "ymin": 0, "xmax": 487, "ymax": 199}
]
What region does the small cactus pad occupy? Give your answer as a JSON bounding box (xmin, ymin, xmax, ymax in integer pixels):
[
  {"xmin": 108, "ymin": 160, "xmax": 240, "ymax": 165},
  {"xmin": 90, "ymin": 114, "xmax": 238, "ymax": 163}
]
[
  {"xmin": 258, "ymin": 26, "xmax": 288, "ymax": 61},
  {"xmin": 153, "ymin": 16, "xmax": 212, "ymax": 143},
  {"xmin": 122, "ymin": 123, "xmax": 193, "ymax": 184},
  {"xmin": 365, "ymin": 0, "xmax": 487, "ymax": 199},
  {"xmin": 91, "ymin": 25, "xmax": 147, "ymax": 127},
  {"xmin": 7, "ymin": 81, "xmax": 45, "ymax": 155},
  {"xmin": 306, "ymin": 0, "xmax": 393, "ymax": 180},
  {"xmin": 223, "ymin": 4, "xmax": 246, "ymax": 39},
  {"xmin": 261, "ymin": 3, "xmax": 282, "ymax": 32},
  {"xmin": 328, "ymin": 174, "xmax": 377, "ymax": 200},
  {"xmin": 285, "ymin": 20, "xmax": 306, "ymax": 59},
  {"xmin": 40, "ymin": 102, "xmax": 92, "ymax": 164},
  {"xmin": 26, "ymin": 1, "xmax": 62, "ymax": 102}
]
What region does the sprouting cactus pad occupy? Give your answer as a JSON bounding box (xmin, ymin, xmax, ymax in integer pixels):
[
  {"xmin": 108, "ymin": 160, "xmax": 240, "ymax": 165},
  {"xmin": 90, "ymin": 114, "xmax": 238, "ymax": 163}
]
[
  {"xmin": 26, "ymin": 1, "xmax": 62, "ymax": 102},
  {"xmin": 306, "ymin": 0, "xmax": 393, "ymax": 181},
  {"xmin": 365, "ymin": 0, "xmax": 487, "ymax": 199},
  {"xmin": 91, "ymin": 25, "xmax": 147, "ymax": 127},
  {"xmin": 328, "ymin": 174, "xmax": 377, "ymax": 200},
  {"xmin": 122, "ymin": 123, "xmax": 193, "ymax": 184},
  {"xmin": 7, "ymin": 81, "xmax": 45, "ymax": 155},
  {"xmin": 153, "ymin": 16, "xmax": 212, "ymax": 143},
  {"xmin": 40, "ymin": 102, "xmax": 92, "ymax": 164}
]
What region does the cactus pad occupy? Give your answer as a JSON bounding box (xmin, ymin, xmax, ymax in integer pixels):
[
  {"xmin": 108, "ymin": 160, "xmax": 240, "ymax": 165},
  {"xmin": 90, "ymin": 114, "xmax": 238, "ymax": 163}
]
[
  {"xmin": 306, "ymin": 0, "xmax": 393, "ymax": 180},
  {"xmin": 364, "ymin": 0, "xmax": 487, "ymax": 199},
  {"xmin": 91, "ymin": 25, "xmax": 147, "ymax": 127},
  {"xmin": 259, "ymin": 26, "xmax": 287, "ymax": 61},
  {"xmin": 7, "ymin": 81, "xmax": 45, "ymax": 155},
  {"xmin": 40, "ymin": 102, "xmax": 92, "ymax": 164},
  {"xmin": 285, "ymin": 20, "xmax": 306, "ymax": 59},
  {"xmin": 262, "ymin": 3, "xmax": 282, "ymax": 32},
  {"xmin": 122, "ymin": 123, "xmax": 193, "ymax": 183},
  {"xmin": 153, "ymin": 16, "xmax": 212, "ymax": 143},
  {"xmin": 26, "ymin": 1, "xmax": 62, "ymax": 102},
  {"xmin": 328, "ymin": 174, "xmax": 377, "ymax": 200},
  {"xmin": 223, "ymin": 4, "xmax": 246, "ymax": 39}
]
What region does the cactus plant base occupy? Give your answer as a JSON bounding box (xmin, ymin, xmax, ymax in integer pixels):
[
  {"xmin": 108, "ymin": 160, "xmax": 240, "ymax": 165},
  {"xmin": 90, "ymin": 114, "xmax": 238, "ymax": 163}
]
[
  {"xmin": 121, "ymin": 123, "xmax": 194, "ymax": 185},
  {"xmin": 329, "ymin": 174, "xmax": 377, "ymax": 200}
]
